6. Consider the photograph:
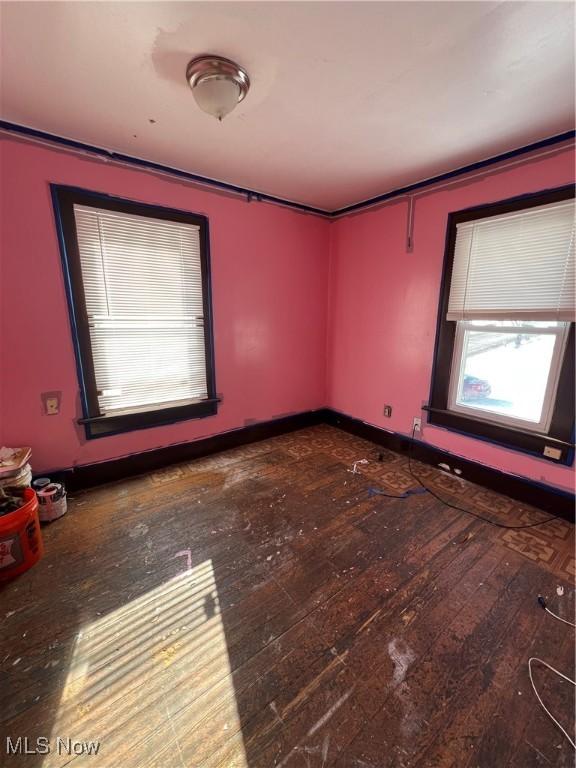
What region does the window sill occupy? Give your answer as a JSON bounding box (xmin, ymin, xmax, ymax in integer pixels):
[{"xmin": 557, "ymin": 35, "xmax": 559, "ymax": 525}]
[
  {"xmin": 425, "ymin": 406, "xmax": 574, "ymax": 466},
  {"xmin": 79, "ymin": 398, "xmax": 220, "ymax": 439}
]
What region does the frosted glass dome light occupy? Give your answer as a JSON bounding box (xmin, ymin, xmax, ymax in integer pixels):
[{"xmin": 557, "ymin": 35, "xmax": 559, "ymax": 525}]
[{"xmin": 186, "ymin": 56, "xmax": 250, "ymax": 121}]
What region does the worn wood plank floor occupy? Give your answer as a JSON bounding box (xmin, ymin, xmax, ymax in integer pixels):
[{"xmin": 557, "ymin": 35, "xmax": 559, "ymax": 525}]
[{"xmin": 1, "ymin": 425, "xmax": 574, "ymax": 768}]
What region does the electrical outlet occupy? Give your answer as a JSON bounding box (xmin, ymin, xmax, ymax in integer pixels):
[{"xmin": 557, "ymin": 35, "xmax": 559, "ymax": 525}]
[
  {"xmin": 383, "ymin": 405, "xmax": 392, "ymax": 418},
  {"xmin": 413, "ymin": 417, "xmax": 422, "ymax": 432},
  {"xmin": 41, "ymin": 391, "xmax": 61, "ymax": 416},
  {"xmin": 543, "ymin": 445, "xmax": 562, "ymax": 460}
]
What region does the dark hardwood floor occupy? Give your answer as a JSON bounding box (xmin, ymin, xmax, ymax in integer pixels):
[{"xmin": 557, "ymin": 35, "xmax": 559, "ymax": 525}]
[{"xmin": 1, "ymin": 425, "xmax": 574, "ymax": 767}]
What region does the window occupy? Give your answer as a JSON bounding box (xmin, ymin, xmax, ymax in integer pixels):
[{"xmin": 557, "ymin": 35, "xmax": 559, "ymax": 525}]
[
  {"xmin": 430, "ymin": 186, "xmax": 575, "ymax": 464},
  {"xmin": 53, "ymin": 187, "xmax": 218, "ymax": 438},
  {"xmin": 448, "ymin": 320, "xmax": 569, "ymax": 432}
]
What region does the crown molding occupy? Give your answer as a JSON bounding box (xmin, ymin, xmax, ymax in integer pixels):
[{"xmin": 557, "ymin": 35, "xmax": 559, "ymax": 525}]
[{"xmin": 1, "ymin": 120, "xmax": 574, "ymax": 218}]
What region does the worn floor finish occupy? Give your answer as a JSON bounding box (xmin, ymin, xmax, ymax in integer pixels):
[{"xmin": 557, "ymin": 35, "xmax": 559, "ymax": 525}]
[{"xmin": 1, "ymin": 425, "xmax": 574, "ymax": 768}]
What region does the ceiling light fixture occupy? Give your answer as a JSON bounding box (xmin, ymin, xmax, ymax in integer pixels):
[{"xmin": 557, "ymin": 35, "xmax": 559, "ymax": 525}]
[{"xmin": 186, "ymin": 55, "xmax": 250, "ymax": 121}]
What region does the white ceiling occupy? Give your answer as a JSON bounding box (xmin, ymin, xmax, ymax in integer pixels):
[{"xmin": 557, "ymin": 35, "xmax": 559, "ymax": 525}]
[{"xmin": 1, "ymin": 1, "xmax": 574, "ymax": 211}]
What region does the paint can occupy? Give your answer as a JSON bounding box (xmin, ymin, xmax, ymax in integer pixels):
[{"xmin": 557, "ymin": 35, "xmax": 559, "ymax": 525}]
[
  {"xmin": 36, "ymin": 482, "xmax": 67, "ymax": 523},
  {"xmin": 32, "ymin": 477, "xmax": 51, "ymax": 492}
]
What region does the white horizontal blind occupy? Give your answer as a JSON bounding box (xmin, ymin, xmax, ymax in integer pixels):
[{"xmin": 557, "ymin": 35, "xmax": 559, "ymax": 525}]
[
  {"xmin": 73, "ymin": 204, "xmax": 208, "ymax": 414},
  {"xmin": 447, "ymin": 200, "xmax": 575, "ymax": 321}
]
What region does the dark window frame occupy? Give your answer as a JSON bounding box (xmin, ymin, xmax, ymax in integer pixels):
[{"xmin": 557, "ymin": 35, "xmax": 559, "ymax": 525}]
[
  {"xmin": 51, "ymin": 185, "xmax": 218, "ymax": 439},
  {"xmin": 428, "ymin": 184, "xmax": 575, "ymax": 466}
]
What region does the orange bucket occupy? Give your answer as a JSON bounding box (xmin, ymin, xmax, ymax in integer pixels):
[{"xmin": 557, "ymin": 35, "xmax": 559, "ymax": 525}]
[{"xmin": 0, "ymin": 489, "xmax": 44, "ymax": 581}]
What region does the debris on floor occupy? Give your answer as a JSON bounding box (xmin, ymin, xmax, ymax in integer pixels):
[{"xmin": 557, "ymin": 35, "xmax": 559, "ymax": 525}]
[{"xmin": 348, "ymin": 459, "xmax": 368, "ymax": 474}]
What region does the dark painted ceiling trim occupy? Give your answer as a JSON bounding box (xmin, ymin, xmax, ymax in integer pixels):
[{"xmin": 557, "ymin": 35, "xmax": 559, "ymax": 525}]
[
  {"xmin": 1, "ymin": 120, "xmax": 574, "ymax": 218},
  {"xmin": 331, "ymin": 130, "xmax": 576, "ymax": 217},
  {"xmin": 0, "ymin": 120, "xmax": 330, "ymax": 217}
]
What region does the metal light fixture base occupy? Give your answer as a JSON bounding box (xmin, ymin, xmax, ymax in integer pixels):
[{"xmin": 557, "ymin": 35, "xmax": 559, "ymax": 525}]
[{"xmin": 186, "ymin": 55, "xmax": 250, "ymax": 119}]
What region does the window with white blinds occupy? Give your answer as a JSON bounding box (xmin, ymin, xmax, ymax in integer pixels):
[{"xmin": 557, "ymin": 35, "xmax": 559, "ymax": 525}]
[
  {"xmin": 73, "ymin": 204, "xmax": 209, "ymax": 415},
  {"xmin": 447, "ymin": 199, "xmax": 575, "ymax": 321},
  {"xmin": 430, "ymin": 188, "xmax": 574, "ymax": 460}
]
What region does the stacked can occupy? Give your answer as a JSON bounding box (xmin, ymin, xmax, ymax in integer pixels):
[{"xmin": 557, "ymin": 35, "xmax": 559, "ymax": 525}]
[{"xmin": 32, "ymin": 478, "xmax": 67, "ymax": 522}]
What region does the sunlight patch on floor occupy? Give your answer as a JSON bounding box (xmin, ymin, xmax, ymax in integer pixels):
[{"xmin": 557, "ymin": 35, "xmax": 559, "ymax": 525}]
[{"xmin": 44, "ymin": 558, "xmax": 247, "ymax": 768}]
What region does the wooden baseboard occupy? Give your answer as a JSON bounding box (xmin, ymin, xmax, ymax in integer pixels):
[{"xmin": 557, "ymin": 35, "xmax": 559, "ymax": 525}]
[
  {"xmin": 324, "ymin": 409, "xmax": 575, "ymax": 522},
  {"xmin": 58, "ymin": 409, "xmax": 329, "ymax": 491},
  {"xmin": 52, "ymin": 406, "xmax": 574, "ymax": 521}
]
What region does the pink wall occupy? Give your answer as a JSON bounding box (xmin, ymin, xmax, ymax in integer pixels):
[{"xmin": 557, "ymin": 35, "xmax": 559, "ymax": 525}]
[
  {"xmin": 0, "ymin": 138, "xmax": 329, "ymax": 471},
  {"xmin": 327, "ymin": 145, "xmax": 575, "ymax": 493},
  {"xmin": 1, "ymin": 135, "xmax": 574, "ymax": 492}
]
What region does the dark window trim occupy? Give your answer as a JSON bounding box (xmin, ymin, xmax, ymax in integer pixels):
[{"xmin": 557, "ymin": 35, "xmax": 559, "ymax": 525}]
[
  {"xmin": 428, "ymin": 184, "xmax": 575, "ymax": 466},
  {"xmin": 51, "ymin": 185, "xmax": 218, "ymax": 439}
]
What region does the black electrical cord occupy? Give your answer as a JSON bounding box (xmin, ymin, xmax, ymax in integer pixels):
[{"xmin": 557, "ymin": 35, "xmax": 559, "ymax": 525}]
[{"xmin": 374, "ymin": 425, "xmax": 567, "ymax": 530}]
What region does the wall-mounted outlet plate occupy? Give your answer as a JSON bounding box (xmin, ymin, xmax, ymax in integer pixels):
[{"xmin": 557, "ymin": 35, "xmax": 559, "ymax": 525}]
[
  {"xmin": 383, "ymin": 405, "xmax": 392, "ymax": 418},
  {"xmin": 41, "ymin": 391, "xmax": 62, "ymax": 416},
  {"xmin": 413, "ymin": 417, "xmax": 422, "ymax": 432},
  {"xmin": 543, "ymin": 445, "xmax": 562, "ymax": 460}
]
